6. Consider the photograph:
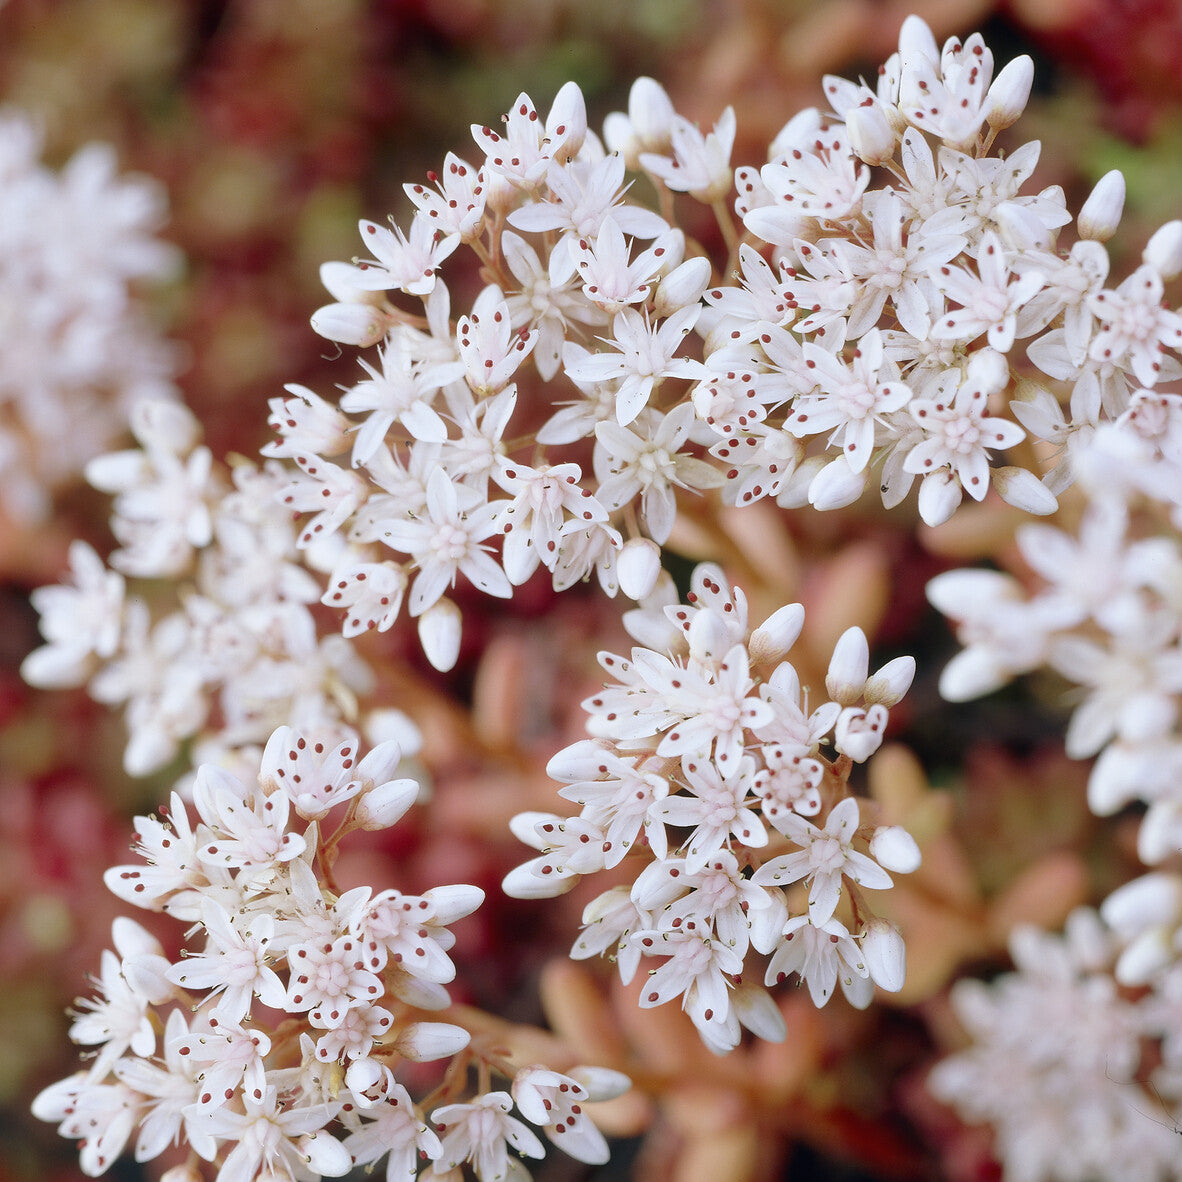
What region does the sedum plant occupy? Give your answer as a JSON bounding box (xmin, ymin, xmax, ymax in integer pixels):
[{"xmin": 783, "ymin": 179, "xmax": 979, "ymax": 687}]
[{"xmin": 24, "ymin": 9, "xmax": 1182, "ymax": 1181}]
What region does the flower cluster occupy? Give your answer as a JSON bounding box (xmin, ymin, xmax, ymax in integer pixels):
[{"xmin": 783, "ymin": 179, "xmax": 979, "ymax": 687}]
[
  {"xmin": 0, "ymin": 110, "xmax": 178, "ymax": 523},
  {"xmin": 26, "ymin": 8, "xmax": 1182, "ymax": 1180},
  {"xmin": 927, "ymin": 400, "xmax": 1182, "ymax": 1176},
  {"xmin": 21, "ymin": 400, "xmax": 374, "ymax": 776},
  {"xmin": 504, "ymin": 564, "xmax": 919, "ymax": 1052},
  {"xmin": 258, "ymin": 15, "xmax": 1180, "ymax": 674},
  {"xmin": 929, "ymin": 909, "xmax": 1182, "ymax": 1182},
  {"xmin": 32, "ymin": 726, "xmax": 627, "ymax": 1181}
]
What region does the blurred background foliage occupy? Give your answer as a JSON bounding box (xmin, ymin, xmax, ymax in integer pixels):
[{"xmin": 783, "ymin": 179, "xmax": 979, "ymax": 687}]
[{"xmin": 1, "ymin": 1, "xmax": 1180, "ymax": 1179}]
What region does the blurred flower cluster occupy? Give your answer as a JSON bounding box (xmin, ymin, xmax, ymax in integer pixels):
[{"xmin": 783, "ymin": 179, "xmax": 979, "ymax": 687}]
[{"xmin": 10, "ymin": 3, "xmax": 1182, "ymax": 1182}]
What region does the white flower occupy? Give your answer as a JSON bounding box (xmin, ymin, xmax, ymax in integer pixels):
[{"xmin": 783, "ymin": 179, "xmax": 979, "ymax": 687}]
[
  {"xmin": 22, "ymin": 540, "xmax": 125, "ymax": 688},
  {"xmin": 752, "ymin": 797, "xmax": 892, "ymax": 925},
  {"xmin": 568, "ymin": 220, "xmax": 686, "ymax": 316},
  {"xmin": 431, "ymin": 1091, "xmax": 545, "ymax": 1182},
  {"xmin": 404, "ymin": 151, "xmax": 487, "ymax": 249},
  {"xmin": 164, "ymin": 900, "xmax": 287, "ymax": 1024},
  {"xmin": 511, "ymin": 1067, "xmax": 611, "ymax": 1164},
  {"xmin": 903, "ymin": 350, "xmax": 1025, "ymax": 521},
  {"xmin": 782, "ymin": 328, "xmax": 911, "ymax": 472},
  {"xmin": 930, "ymin": 231, "xmax": 1045, "ymax": 353},
  {"xmin": 640, "ymin": 106, "xmax": 736, "ymax": 203},
  {"xmin": 471, "ymin": 83, "xmax": 586, "ymax": 190},
  {"xmin": 200, "ymin": 1087, "xmax": 351, "ymax": 1181},
  {"xmin": 1089, "ymin": 263, "xmax": 1182, "ymax": 387},
  {"xmin": 594, "ymin": 404, "xmax": 723, "ymax": 543},
  {"xmin": 352, "ymin": 214, "xmax": 454, "ymax": 296},
  {"xmin": 657, "ymin": 755, "xmax": 768, "ymax": 872},
  {"xmin": 764, "ymin": 915, "xmax": 869, "ymax": 1008},
  {"xmin": 378, "ymin": 468, "xmax": 510, "ymax": 615},
  {"xmin": 343, "ymin": 1083, "xmax": 443, "ymax": 1180}
]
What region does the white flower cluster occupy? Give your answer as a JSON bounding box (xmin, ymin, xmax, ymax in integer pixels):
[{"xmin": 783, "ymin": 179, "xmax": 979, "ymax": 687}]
[
  {"xmin": 929, "ymin": 909, "xmax": 1182, "ymax": 1182},
  {"xmin": 31, "ymin": 727, "xmax": 627, "ymax": 1182},
  {"xmin": 929, "ymin": 403, "xmax": 1182, "ymax": 1177},
  {"xmin": 0, "ymin": 111, "xmax": 178, "ymax": 523},
  {"xmin": 503, "ymin": 564, "xmax": 919, "ymax": 1052},
  {"xmin": 21, "ymin": 400, "xmax": 374, "ymax": 775},
  {"xmin": 266, "ymin": 15, "xmax": 1182, "ymax": 672}
]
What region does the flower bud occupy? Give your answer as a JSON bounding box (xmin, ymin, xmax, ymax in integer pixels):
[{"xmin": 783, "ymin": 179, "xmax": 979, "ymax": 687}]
[
  {"xmin": 422, "ymin": 883, "xmax": 485, "ymax": 924},
  {"xmin": 1144, "ymin": 219, "xmax": 1182, "ymax": 280},
  {"xmin": 748, "ymin": 603, "xmax": 805, "ymax": 666},
  {"xmin": 547, "ymin": 80, "xmax": 587, "ymax": 162},
  {"xmin": 418, "ymin": 597, "xmax": 462, "ymax": 672},
  {"xmin": 1115, "ymin": 928, "xmax": 1174, "ymax": 987},
  {"xmin": 869, "ymin": 825, "xmax": 922, "ymax": 873},
  {"xmin": 320, "ymin": 259, "xmax": 383, "ymax": 303},
  {"xmin": 628, "ymin": 76, "xmax": 677, "ymax": 152},
  {"xmin": 363, "ymin": 708, "xmax": 422, "ymax": 758},
  {"xmin": 652, "ymin": 256, "xmax": 712, "ymax": 316},
  {"xmin": 160, "ymin": 1167, "xmax": 205, "ymax": 1182},
  {"xmin": 568, "ymin": 1065, "xmax": 633, "ymax": 1101},
  {"xmin": 310, "ymin": 301, "xmax": 388, "ymax": 348},
  {"xmin": 846, "ymin": 103, "xmax": 897, "ymax": 167},
  {"xmin": 862, "ymin": 918, "xmax": 907, "ymax": 992},
  {"xmin": 985, "ymin": 55, "xmax": 1034, "ymax": 130},
  {"xmin": 991, "ymin": 465, "xmax": 1059, "ymax": 516},
  {"xmin": 1077, "ymin": 170, "xmax": 1125, "ymax": 242},
  {"xmin": 730, "ymin": 979, "xmax": 788, "ymax": 1042},
  {"xmin": 296, "ymin": 1131, "xmax": 351, "ymax": 1176},
  {"xmin": 864, "ymin": 654, "xmax": 915, "ymax": 707},
  {"xmin": 344, "ymin": 1057, "xmax": 395, "ymax": 1106},
  {"xmin": 808, "ymin": 455, "xmax": 867, "ymax": 511},
  {"xmin": 1137, "ymin": 800, "xmax": 1182, "ymax": 865},
  {"xmin": 130, "ymin": 398, "xmax": 201, "ymax": 454},
  {"xmin": 617, "ymin": 536, "xmax": 663, "ymax": 600},
  {"xmin": 354, "ymin": 776, "xmax": 419, "ymax": 830},
  {"xmin": 394, "ymin": 1021, "xmax": 471, "ymax": 1061},
  {"xmin": 826, "ymin": 626, "xmax": 869, "ymax": 705},
  {"xmin": 916, "ymin": 469, "xmax": 963, "ymax": 525},
  {"xmin": 1100, "ymin": 871, "xmax": 1182, "ymax": 936},
  {"xmin": 687, "ymin": 606, "xmax": 731, "ymax": 665}
]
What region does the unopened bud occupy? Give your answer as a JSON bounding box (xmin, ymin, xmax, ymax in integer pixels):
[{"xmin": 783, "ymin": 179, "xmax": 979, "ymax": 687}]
[
  {"xmin": 354, "ymin": 777, "xmax": 419, "ymax": 830},
  {"xmin": 869, "ymin": 825, "xmax": 922, "ymax": 873},
  {"xmin": 1144, "ymin": 219, "xmax": 1182, "ymax": 280},
  {"xmin": 985, "ymin": 55, "xmax": 1034, "ymax": 130},
  {"xmin": 130, "ymin": 398, "xmax": 201, "ymax": 454},
  {"xmin": 862, "ymin": 918, "xmax": 907, "ymax": 992},
  {"xmin": 808, "ymin": 456, "xmax": 867, "ymax": 511},
  {"xmin": 1077, "ymin": 170, "xmax": 1126, "ymax": 242},
  {"xmin": 826, "ymin": 626, "xmax": 870, "ymax": 705},
  {"xmin": 295, "ymin": 1131, "xmax": 351, "ymax": 1177},
  {"xmin": 748, "ymin": 603, "xmax": 806, "ymax": 666},
  {"xmin": 653, "ymin": 256, "xmax": 712, "ymax": 316},
  {"xmin": 1115, "ymin": 928, "xmax": 1174, "ymax": 987},
  {"xmin": 846, "ymin": 103, "xmax": 897, "ymax": 167},
  {"xmin": 568, "ymin": 1065, "xmax": 633, "ymax": 1101},
  {"xmin": 310, "ymin": 301, "xmax": 388, "ymax": 348},
  {"xmin": 1100, "ymin": 871, "xmax": 1182, "ymax": 936},
  {"xmin": 991, "ymin": 465, "xmax": 1058, "ymax": 516},
  {"xmin": 864, "ymin": 655, "xmax": 915, "ymax": 707},
  {"xmin": 418, "ymin": 597, "xmax": 462, "ymax": 672},
  {"xmin": 628, "ymin": 76, "xmax": 677, "ymax": 152},
  {"xmin": 547, "ymin": 81, "xmax": 587, "ymax": 161},
  {"xmin": 618, "ymin": 536, "xmax": 663, "ymax": 600},
  {"xmin": 160, "ymin": 1167, "xmax": 205, "ymax": 1182},
  {"xmin": 394, "ymin": 1021, "xmax": 471, "ymax": 1062}
]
